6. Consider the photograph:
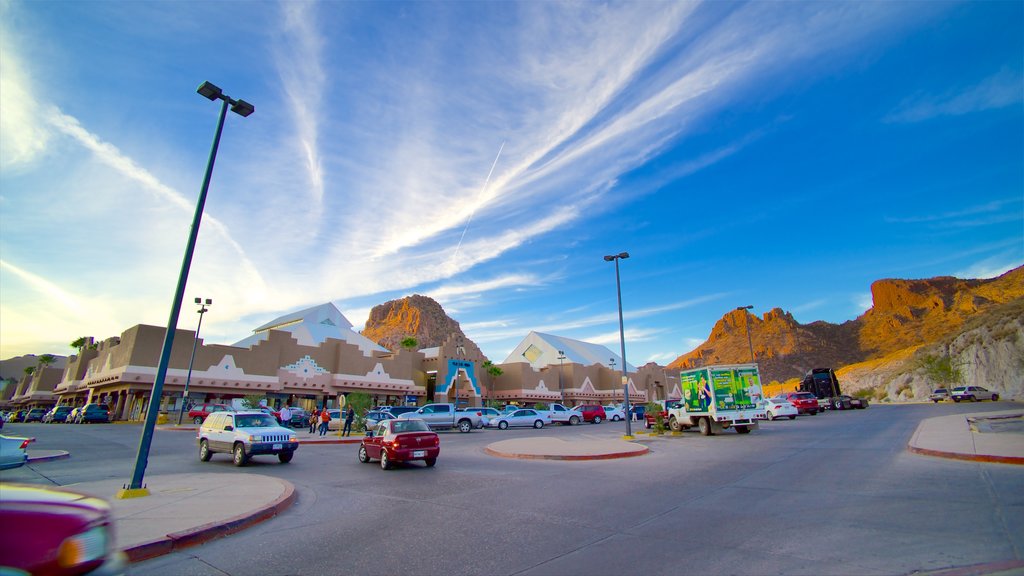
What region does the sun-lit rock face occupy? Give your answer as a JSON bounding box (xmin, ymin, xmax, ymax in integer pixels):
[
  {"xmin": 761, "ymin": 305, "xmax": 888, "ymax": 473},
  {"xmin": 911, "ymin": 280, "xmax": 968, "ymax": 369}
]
[
  {"xmin": 361, "ymin": 294, "xmax": 469, "ymax": 352},
  {"xmin": 667, "ymin": 266, "xmax": 1024, "ymax": 392}
]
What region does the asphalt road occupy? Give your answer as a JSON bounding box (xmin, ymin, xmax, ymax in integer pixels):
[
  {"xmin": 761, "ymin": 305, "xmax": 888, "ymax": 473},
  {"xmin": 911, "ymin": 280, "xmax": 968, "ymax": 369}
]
[{"xmin": 3, "ymin": 402, "xmax": 1022, "ymax": 575}]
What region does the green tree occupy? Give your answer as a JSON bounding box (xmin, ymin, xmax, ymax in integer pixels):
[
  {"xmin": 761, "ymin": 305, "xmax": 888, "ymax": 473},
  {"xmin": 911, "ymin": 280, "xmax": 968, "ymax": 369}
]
[
  {"xmin": 70, "ymin": 337, "xmax": 89, "ymax": 353},
  {"xmin": 914, "ymin": 353, "xmax": 963, "ymax": 387},
  {"xmin": 240, "ymin": 394, "xmax": 264, "ymax": 409},
  {"xmin": 23, "ymin": 366, "xmax": 35, "ymax": 377},
  {"xmin": 645, "ymin": 402, "xmax": 665, "ymax": 434},
  {"xmin": 534, "ymin": 402, "xmax": 548, "ymax": 410},
  {"xmin": 345, "ymin": 392, "xmax": 373, "ymax": 430},
  {"xmin": 37, "ymin": 354, "xmax": 56, "ymax": 371},
  {"xmin": 483, "ymin": 360, "xmax": 503, "ymax": 378},
  {"xmin": 400, "ymin": 336, "xmax": 418, "ymax": 350}
]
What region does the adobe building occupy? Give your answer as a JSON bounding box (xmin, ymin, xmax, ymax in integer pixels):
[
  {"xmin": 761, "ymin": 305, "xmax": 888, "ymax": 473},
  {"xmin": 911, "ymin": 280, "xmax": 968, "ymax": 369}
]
[{"xmin": 43, "ymin": 304, "xmax": 679, "ymax": 421}]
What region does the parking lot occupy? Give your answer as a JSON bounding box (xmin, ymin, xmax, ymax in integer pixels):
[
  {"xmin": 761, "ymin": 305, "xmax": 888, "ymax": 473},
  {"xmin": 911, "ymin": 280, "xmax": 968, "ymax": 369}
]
[{"xmin": 3, "ymin": 402, "xmax": 1023, "ymax": 575}]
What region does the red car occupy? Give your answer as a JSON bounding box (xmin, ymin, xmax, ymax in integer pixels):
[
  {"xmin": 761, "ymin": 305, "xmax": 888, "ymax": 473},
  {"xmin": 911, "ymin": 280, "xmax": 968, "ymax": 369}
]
[
  {"xmin": 570, "ymin": 404, "xmax": 607, "ymax": 424},
  {"xmin": 0, "ymin": 483, "xmax": 127, "ymax": 575},
  {"xmin": 644, "ymin": 401, "xmax": 681, "ymax": 429},
  {"xmin": 358, "ymin": 418, "xmax": 439, "ymax": 469},
  {"xmin": 783, "ymin": 392, "xmax": 819, "ymax": 415},
  {"xmin": 187, "ymin": 403, "xmax": 232, "ymax": 424}
]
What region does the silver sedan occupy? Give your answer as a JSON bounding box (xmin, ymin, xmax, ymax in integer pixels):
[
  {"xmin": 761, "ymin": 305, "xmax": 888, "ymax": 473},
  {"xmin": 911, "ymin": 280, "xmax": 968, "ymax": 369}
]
[
  {"xmin": 486, "ymin": 409, "xmax": 551, "ymax": 430},
  {"xmin": 0, "ymin": 434, "xmax": 34, "ymax": 470}
]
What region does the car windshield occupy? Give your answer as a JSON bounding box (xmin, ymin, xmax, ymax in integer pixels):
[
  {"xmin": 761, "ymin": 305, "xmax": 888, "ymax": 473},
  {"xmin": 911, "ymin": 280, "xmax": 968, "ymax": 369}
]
[
  {"xmin": 391, "ymin": 420, "xmax": 430, "ymax": 433},
  {"xmin": 236, "ymin": 414, "xmax": 277, "ymax": 428},
  {"xmin": 933, "ymin": 389, "xmax": 947, "ymax": 393}
]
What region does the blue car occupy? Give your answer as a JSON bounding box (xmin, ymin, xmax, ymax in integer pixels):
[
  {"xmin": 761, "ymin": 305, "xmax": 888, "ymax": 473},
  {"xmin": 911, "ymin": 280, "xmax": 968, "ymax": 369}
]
[{"xmin": 75, "ymin": 403, "xmax": 110, "ymax": 424}]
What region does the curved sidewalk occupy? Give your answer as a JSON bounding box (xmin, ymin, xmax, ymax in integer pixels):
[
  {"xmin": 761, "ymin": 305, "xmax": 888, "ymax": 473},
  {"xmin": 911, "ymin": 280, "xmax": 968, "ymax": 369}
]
[
  {"xmin": 69, "ymin": 473, "xmax": 295, "ymax": 562},
  {"xmin": 484, "ymin": 436, "xmax": 649, "ymax": 460},
  {"xmin": 908, "ymin": 409, "xmax": 1024, "ymax": 465}
]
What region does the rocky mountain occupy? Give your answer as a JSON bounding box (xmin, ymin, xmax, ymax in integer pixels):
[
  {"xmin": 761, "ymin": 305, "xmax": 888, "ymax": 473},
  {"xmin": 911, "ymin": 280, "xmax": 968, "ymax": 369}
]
[
  {"xmin": 669, "ymin": 266, "xmax": 1024, "ymax": 398},
  {"xmin": 361, "ymin": 294, "xmax": 470, "ymax": 352}
]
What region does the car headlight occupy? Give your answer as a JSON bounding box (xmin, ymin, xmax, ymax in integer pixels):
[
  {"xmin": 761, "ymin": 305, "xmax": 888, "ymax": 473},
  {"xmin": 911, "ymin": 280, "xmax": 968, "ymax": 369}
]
[{"xmin": 57, "ymin": 525, "xmax": 109, "ymax": 567}]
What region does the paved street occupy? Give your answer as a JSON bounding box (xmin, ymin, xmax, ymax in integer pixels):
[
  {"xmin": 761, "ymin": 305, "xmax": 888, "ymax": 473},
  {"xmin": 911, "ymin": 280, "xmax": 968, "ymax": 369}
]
[{"xmin": 3, "ymin": 402, "xmax": 1022, "ymax": 575}]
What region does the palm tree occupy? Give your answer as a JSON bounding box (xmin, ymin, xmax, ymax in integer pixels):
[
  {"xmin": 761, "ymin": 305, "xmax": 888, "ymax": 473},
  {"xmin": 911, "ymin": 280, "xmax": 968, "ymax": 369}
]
[{"xmin": 37, "ymin": 354, "xmax": 56, "ymax": 370}]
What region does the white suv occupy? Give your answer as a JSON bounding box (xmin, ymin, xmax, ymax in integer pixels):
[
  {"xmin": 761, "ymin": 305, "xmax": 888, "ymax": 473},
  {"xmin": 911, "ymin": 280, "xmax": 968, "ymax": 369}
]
[
  {"xmin": 198, "ymin": 410, "xmax": 299, "ymax": 466},
  {"xmin": 951, "ymin": 386, "xmax": 1000, "ymax": 402}
]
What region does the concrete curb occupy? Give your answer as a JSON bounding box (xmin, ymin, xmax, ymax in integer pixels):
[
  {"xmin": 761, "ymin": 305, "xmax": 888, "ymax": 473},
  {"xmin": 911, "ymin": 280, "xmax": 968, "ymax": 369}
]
[
  {"xmin": 483, "ymin": 445, "xmax": 649, "ymax": 460},
  {"xmin": 122, "ymin": 478, "xmax": 297, "ymax": 563},
  {"xmin": 906, "ymin": 445, "xmax": 1024, "ymax": 466},
  {"xmin": 26, "ymin": 450, "xmax": 70, "ymax": 463}
]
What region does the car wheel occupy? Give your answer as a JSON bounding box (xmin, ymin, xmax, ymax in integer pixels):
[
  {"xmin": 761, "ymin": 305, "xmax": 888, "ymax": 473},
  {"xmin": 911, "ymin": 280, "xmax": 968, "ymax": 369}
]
[
  {"xmin": 968, "ymin": 395, "xmax": 976, "ymax": 402},
  {"xmin": 645, "ymin": 420, "xmax": 652, "ymax": 429},
  {"xmin": 533, "ymin": 420, "xmax": 543, "ymax": 429},
  {"xmin": 669, "ymin": 417, "xmax": 682, "ymax": 432},
  {"xmin": 458, "ymin": 420, "xmax": 472, "ymax": 433},
  {"xmin": 358, "ymin": 446, "xmax": 370, "ymax": 463},
  {"xmin": 569, "ymin": 416, "xmax": 580, "ymax": 426},
  {"xmin": 767, "ymin": 411, "xmax": 775, "ymax": 421},
  {"xmin": 233, "ymin": 444, "xmax": 247, "ymax": 467},
  {"xmin": 498, "ymin": 421, "xmax": 508, "ymax": 430},
  {"xmin": 425, "ymin": 458, "xmax": 436, "ymax": 467},
  {"xmin": 953, "ymin": 397, "xmax": 960, "ymax": 402},
  {"xmin": 932, "ymin": 399, "xmax": 939, "ymax": 403},
  {"xmin": 788, "ymin": 415, "xmax": 796, "ymax": 420},
  {"xmin": 380, "ymin": 450, "xmax": 391, "ymax": 470},
  {"xmin": 992, "ymin": 394, "xmax": 1000, "ymax": 401},
  {"xmin": 199, "ymin": 439, "xmax": 212, "ymax": 462},
  {"xmin": 278, "ymin": 451, "xmax": 293, "ymax": 464},
  {"xmin": 193, "ymin": 417, "xmax": 203, "ymax": 425},
  {"xmin": 699, "ymin": 417, "xmax": 712, "ymax": 436},
  {"xmin": 593, "ymin": 416, "xmax": 602, "ymax": 424}
]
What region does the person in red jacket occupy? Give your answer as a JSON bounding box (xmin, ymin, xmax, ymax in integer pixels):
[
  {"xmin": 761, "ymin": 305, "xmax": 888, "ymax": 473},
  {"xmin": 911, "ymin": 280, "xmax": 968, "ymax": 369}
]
[{"xmin": 319, "ymin": 407, "xmax": 331, "ymax": 436}]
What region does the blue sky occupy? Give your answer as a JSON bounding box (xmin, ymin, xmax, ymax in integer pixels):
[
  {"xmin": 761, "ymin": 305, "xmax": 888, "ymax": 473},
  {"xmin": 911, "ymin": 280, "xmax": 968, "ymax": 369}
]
[{"xmin": 1, "ymin": 1, "xmax": 1021, "ymax": 367}]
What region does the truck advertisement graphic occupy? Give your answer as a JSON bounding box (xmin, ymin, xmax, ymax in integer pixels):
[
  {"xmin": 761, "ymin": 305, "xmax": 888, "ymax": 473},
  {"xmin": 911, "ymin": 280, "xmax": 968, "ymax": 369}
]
[
  {"xmin": 681, "ymin": 366, "xmax": 761, "ymax": 412},
  {"xmin": 672, "ymin": 364, "xmax": 765, "ymax": 436}
]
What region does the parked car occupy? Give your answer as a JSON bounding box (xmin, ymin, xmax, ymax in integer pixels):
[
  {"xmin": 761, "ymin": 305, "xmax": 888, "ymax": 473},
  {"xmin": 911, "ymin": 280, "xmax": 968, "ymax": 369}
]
[
  {"xmin": 486, "ymin": 409, "xmax": 551, "ymax": 430},
  {"xmin": 198, "ymin": 410, "xmax": 299, "ymax": 466},
  {"xmin": 0, "ymin": 434, "xmax": 34, "ymax": 470},
  {"xmin": 325, "ymin": 408, "xmax": 344, "ymax": 431},
  {"xmin": 397, "ymin": 403, "xmax": 483, "ymax": 432},
  {"xmin": 782, "ymin": 392, "xmax": 819, "ymax": 415},
  {"xmin": 929, "ymin": 388, "xmax": 951, "ymax": 403},
  {"xmin": 22, "ymin": 408, "xmax": 47, "ymax": 423},
  {"xmin": 287, "ymin": 408, "xmax": 308, "ymax": 428},
  {"xmin": 383, "ymin": 406, "xmax": 419, "ymax": 417},
  {"xmin": 187, "ymin": 403, "xmax": 233, "ymax": 425},
  {"xmin": 644, "ymin": 401, "xmax": 681, "ymax": 429},
  {"xmin": 951, "ymin": 386, "xmax": 1000, "ymax": 402},
  {"xmin": 570, "ymin": 404, "xmax": 607, "ymax": 424},
  {"xmin": 358, "ymin": 418, "xmax": 439, "ymax": 469},
  {"xmin": 364, "ymin": 410, "xmax": 396, "ymax": 430},
  {"xmin": 763, "ymin": 397, "xmax": 798, "ymax": 421},
  {"xmin": 602, "ymin": 405, "xmax": 626, "ymax": 422},
  {"xmin": 75, "ymin": 403, "xmax": 111, "ymax": 424},
  {"xmin": 43, "ymin": 405, "xmax": 73, "ymax": 424},
  {"xmin": 258, "ymin": 406, "xmax": 282, "ymax": 423},
  {"xmin": 458, "ymin": 407, "xmax": 501, "ymax": 426},
  {"xmin": 0, "ymin": 483, "xmax": 127, "ymax": 575},
  {"xmin": 839, "ymin": 395, "xmax": 868, "ymax": 409}
]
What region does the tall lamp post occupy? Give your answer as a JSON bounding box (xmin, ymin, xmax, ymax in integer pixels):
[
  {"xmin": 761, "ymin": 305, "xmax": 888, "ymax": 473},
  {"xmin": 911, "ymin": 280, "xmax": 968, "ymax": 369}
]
[
  {"xmin": 557, "ymin": 350, "xmax": 566, "ymax": 405},
  {"xmin": 122, "ymin": 82, "xmax": 253, "ymax": 498},
  {"xmin": 737, "ymin": 305, "xmax": 755, "ymax": 363},
  {"xmin": 604, "ymin": 251, "xmax": 632, "ymax": 438},
  {"xmin": 176, "ymin": 298, "xmax": 212, "ymax": 425}
]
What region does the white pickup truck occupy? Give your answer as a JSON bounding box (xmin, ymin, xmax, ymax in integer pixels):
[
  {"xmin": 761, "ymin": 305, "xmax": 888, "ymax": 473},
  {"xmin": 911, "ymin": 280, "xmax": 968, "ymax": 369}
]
[
  {"xmin": 397, "ymin": 403, "xmax": 483, "ymax": 433},
  {"xmin": 539, "ymin": 403, "xmax": 582, "ymax": 426}
]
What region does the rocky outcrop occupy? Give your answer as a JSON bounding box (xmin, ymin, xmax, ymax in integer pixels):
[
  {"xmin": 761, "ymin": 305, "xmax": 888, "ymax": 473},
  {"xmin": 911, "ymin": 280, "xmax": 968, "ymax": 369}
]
[
  {"xmin": 667, "ymin": 266, "xmax": 1024, "ymax": 394},
  {"xmin": 361, "ymin": 294, "xmax": 470, "ymax": 352}
]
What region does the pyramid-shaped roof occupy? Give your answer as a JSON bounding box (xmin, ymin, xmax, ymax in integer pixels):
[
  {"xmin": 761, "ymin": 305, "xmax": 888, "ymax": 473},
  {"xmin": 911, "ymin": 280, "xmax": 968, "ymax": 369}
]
[
  {"xmin": 233, "ymin": 302, "xmax": 387, "ymax": 355},
  {"xmin": 502, "ymin": 331, "xmax": 636, "ymax": 372}
]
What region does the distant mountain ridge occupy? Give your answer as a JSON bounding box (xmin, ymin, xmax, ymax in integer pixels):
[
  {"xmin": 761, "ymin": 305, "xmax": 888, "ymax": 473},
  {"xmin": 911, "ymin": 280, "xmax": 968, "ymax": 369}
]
[{"xmin": 669, "ymin": 266, "xmax": 1024, "ymax": 388}]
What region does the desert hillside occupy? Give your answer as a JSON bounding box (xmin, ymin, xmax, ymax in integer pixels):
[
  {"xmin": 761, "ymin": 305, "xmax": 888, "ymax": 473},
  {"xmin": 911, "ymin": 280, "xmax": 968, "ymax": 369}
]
[
  {"xmin": 361, "ymin": 294, "xmax": 471, "ymax": 351},
  {"xmin": 670, "ymin": 266, "xmax": 1024, "ymax": 400}
]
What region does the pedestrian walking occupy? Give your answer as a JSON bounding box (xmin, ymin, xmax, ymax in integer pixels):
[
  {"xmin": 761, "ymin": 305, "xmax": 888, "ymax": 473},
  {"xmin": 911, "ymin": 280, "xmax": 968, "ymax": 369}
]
[
  {"xmin": 319, "ymin": 407, "xmax": 331, "ymax": 436},
  {"xmin": 342, "ymin": 406, "xmax": 355, "ymax": 436},
  {"xmin": 309, "ymin": 408, "xmax": 319, "ymax": 434}
]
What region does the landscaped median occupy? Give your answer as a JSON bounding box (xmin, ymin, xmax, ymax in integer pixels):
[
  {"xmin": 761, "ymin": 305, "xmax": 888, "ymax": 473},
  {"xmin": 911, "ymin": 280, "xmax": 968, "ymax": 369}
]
[{"xmin": 484, "ymin": 436, "xmax": 649, "ymax": 461}]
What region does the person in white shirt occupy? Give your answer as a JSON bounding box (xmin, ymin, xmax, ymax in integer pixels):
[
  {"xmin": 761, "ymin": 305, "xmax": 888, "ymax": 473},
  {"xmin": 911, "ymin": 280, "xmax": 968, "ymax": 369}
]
[{"xmin": 279, "ymin": 404, "xmax": 292, "ymax": 427}]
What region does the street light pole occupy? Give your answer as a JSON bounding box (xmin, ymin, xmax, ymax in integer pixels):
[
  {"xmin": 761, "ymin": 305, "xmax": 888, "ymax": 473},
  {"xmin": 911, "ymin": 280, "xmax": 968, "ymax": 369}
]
[
  {"xmin": 604, "ymin": 250, "xmax": 633, "ymax": 437},
  {"xmin": 737, "ymin": 305, "xmax": 755, "ymax": 363},
  {"xmin": 176, "ymin": 298, "xmax": 212, "ymax": 426},
  {"xmin": 557, "ymin": 350, "xmax": 566, "ymax": 405},
  {"xmin": 122, "ymin": 82, "xmax": 252, "ymax": 498}
]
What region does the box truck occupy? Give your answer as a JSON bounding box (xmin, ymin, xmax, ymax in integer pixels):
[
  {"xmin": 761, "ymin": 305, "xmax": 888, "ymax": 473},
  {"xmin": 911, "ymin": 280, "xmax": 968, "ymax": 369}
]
[{"xmin": 667, "ymin": 364, "xmax": 766, "ymax": 436}]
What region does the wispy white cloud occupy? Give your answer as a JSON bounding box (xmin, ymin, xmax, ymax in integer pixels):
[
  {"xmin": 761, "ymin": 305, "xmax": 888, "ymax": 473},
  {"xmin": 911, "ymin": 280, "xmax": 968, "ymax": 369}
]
[
  {"xmin": 855, "ymin": 292, "xmax": 874, "ymax": 313},
  {"xmin": 790, "ymin": 299, "xmax": 828, "ymax": 314},
  {"xmin": 0, "ymin": 22, "xmax": 50, "ymax": 171},
  {"xmin": 885, "ymin": 198, "xmax": 1022, "ymax": 225},
  {"xmin": 885, "ymin": 69, "xmax": 1024, "ymax": 123},
  {"xmin": 954, "ymin": 257, "xmax": 1023, "ymax": 280}
]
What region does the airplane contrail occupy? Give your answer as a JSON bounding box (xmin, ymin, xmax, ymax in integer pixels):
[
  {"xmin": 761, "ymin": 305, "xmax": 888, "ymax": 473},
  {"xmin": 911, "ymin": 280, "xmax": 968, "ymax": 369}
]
[{"xmin": 451, "ymin": 140, "xmax": 505, "ymax": 268}]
